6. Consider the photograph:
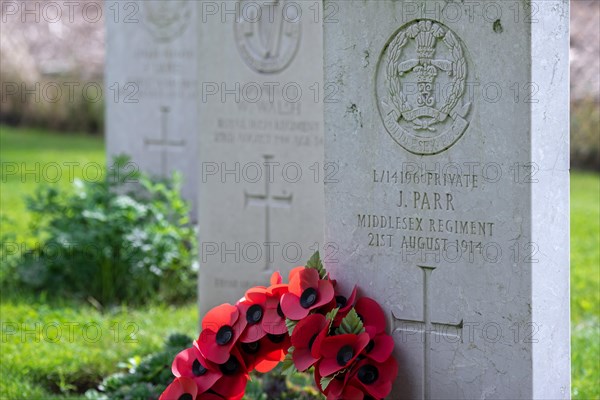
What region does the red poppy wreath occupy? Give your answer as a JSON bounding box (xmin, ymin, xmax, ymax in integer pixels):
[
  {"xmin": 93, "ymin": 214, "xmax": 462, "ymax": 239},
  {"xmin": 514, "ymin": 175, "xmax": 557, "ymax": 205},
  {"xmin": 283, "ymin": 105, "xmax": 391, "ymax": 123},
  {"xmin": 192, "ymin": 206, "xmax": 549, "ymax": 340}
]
[{"xmin": 160, "ymin": 252, "xmax": 399, "ymax": 400}]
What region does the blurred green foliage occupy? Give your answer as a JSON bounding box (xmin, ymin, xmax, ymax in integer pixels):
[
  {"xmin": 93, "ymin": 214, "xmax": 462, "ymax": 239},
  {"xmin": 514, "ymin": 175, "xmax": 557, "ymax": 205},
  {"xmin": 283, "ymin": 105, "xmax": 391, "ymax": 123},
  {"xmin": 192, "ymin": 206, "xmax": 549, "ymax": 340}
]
[
  {"xmin": 85, "ymin": 333, "xmax": 193, "ymax": 400},
  {"xmin": 0, "ymin": 75, "xmax": 103, "ymax": 134},
  {"xmin": 86, "ymin": 333, "xmax": 324, "ymax": 400},
  {"xmin": 4, "ymin": 155, "xmax": 197, "ymax": 306},
  {"xmin": 571, "ymin": 98, "xmax": 600, "ymax": 170}
]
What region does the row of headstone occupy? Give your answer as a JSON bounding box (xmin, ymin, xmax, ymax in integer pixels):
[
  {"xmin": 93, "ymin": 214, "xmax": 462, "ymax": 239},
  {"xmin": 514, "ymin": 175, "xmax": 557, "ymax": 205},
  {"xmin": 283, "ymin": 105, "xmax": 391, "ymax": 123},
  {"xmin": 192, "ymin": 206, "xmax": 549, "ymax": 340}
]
[
  {"xmin": 196, "ymin": 0, "xmax": 324, "ymax": 314},
  {"xmin": 106, "ymin": 0, "xmax": 324, "ymax": 313},
  {"xmin": 106, "ymin": 0, "xmax": 199, "ymax": 215},
  {"xmin": 105, "ymin": 1, "xmax": 570, "ymax": 398}
]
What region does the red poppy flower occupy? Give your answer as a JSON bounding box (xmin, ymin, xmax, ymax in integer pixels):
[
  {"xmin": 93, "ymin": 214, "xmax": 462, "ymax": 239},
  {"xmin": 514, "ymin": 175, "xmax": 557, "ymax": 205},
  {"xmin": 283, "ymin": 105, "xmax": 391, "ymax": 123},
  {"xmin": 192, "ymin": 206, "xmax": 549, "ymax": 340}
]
[
  {"xmin": 313, "ymin": 359, "xmax": 325, "ymax": 388},
  {"xmin": 237, "ymin": 333, "xmax": 288, "ymax": 373},
  {"xmin": 240, "ymin": 286, "xmax": 267, "ymax": 303},
  {"xmin": 354, "ymin": 297, "xmax": 386, "ymax": 334},
  {"xmin": 345, "ymin": 356, "xmax": 398, "ymax": 399},
  {"xmin": 320, "ymin": 355, "xmax": 399, "ymax": 399},
  {"xmin": 197, "ymin": 393, "xmax": 226, "ymax": 400},
  {"xmin": 318, "ymin": 332, "xmax": 370, "ymax": 377},
  {"xmin": 160, "ymin": 377, "xmax": 198, "ymax": 400},
  {"xmin": 237, "ymin": 295, "xmax": 268, "ymax": 343},
  {"xmin": 354, "ymin": 297, "xmax": 394, "ymax": 363},
  {"xmin": 269, "ymin": 271, "xmax": 284, "ymax": 285},
  {"xmin": 262, "ymin": 292, "xmax": 288, "ymax": 335},
  {"xmin": 239, "ymin": 271, "xmax": 282, "ymax": 302},
  {"xmin": 280, "ymin": 268, "xmax": 334, "ymax": 320},
  {"xmin": 198, "ymin": 304, "xmax": 247, "ymax": 364},
  {"xmin": 290, "ymin": 313, "xmax": 328, "ymax": 371},
  {"xmin": 239, "ymin": 277, "xmax": 289, "ymax": 340},
  {"xmin": 263, "ymin": 274, "xmax": 290, "ymax": 334},
  {"xmin": 209, "ymin": 347, "xmax": 249, "ymax": 399},
  {"xmin": 326, "ymin": 377, "xmax": 365, "ymax": 400},
  {"xmin": 198, "ymin": 391, "xmax": 244, "ymax": 400},
  {"xmin": 172, "ymin": 346, "xmax": 221, "ymax": 393},
  {"xmin": 287, "ymin": 266, "xmax": 306, "ymax": 281},
  {"xmin": 314, "ymin": 364, "xmax": 364, "ymax": 400},
  {"xmin": 362, "ymin": 328, "xmax": 395, "ymax": 363},
  {"xmin": 330, "ymin": 284, "xmax": 358, "ymax": 326}
]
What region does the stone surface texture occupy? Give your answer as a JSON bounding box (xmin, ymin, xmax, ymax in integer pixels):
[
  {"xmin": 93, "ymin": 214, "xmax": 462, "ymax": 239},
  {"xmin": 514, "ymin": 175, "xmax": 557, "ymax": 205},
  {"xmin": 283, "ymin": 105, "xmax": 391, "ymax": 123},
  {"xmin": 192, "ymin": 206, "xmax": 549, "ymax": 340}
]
[
  {"xmin": 197, "ymin": 1, "xmax": 325, "ymax": 317},
  {"xmin": 105, "ymin": 0, "xmax": 199, "ymax": 216},
  {"xmin": 323, "ymin": 1, "xmax": 570, "ymax": 398}
]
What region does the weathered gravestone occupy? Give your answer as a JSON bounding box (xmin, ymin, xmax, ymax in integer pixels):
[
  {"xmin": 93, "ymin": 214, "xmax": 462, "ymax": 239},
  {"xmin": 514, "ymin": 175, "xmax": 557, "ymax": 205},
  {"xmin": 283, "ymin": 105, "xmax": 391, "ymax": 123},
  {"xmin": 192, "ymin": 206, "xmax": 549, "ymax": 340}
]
[
  {"xmin": 324, "ymin": 1, "xmax": 570, "ymax": 398},
  {"xmin": 197, "ymin": 1, "xmax": 325, "ymax": 316},
  {"xmin": 105, "ymin": 0, "xmax": 199, "ymax": 217}
]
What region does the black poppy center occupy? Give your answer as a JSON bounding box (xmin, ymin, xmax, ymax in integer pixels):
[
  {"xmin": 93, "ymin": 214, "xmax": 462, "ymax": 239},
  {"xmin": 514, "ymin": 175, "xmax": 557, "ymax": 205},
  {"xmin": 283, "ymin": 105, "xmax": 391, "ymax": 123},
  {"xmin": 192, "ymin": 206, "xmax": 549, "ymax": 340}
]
[
  {"xmin": 178, "ymin": 394, "xmax": 193, "ymax": 400},
  {"xmin": 358, "ymin": 364, "xmax": 379, "ymax": 385},
  {"xmin": 241, "ymin": 341, "xmax": 261, "ymax": 354},
  {"xmin": 277, "ymin": 301, "xmax": 284, "ymax": 318},
  {"xmin": 267, "ymin": 333, "xmax": 286, "ymax": 343},
  {"xmin": 336, "ymin": 345, "xmax": 354, "ymax": 366},
  {"xmin": 308, "ymin": 333, "xmax": 318, "ymax": 351},
  {"xmin": 246, "ymin": 304, "xmax": 264, "ymax": 325},
  {"xmin": 219, "ymin": 355, "xmax": 240, "ymax": 375},
  {"xmin": 192, "ymin": 359, "xmax": 207, "ymax": 376},
  {"xmin": 336, "ymin": 295, "xmax": 347, "ymax": 308},
  {"xmin": 365, "ymin": 339, "xmax": 375, "ymax": 354},
  {"xmin": 216, "ymin": 325, "xmax": 234, "ymax": 345},
  {"xmin": 300, "ymin": 287, "xmax": 318, "ymax": 308}
]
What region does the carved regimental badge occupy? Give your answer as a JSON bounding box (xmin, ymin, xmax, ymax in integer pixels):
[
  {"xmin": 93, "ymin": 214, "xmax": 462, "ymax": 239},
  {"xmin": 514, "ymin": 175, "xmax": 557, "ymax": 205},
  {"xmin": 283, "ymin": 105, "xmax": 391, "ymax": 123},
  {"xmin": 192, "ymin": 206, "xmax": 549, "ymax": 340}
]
[
  {"xmin": 376, "ymin": 20, "xmax": 472, "ymax": 155},
  {"xmin": 234, "ymin": 0, "xmax": 301, "ymax": 74},
  {"xmin": 140, "ymin": 0, "xmax": 191, "ymax": 42}
]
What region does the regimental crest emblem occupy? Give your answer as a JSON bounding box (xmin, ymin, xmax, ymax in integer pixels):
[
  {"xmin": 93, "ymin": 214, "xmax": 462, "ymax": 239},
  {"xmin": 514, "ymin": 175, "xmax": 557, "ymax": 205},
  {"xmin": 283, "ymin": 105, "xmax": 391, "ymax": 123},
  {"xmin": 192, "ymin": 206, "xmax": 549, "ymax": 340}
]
[
  {"xmin": 234, "ymin": 0, "xmax": 301, "ymax": 74},
  {"xmin": 140, "ymin": 0, "xmax": 191, "ymax": 42},
  {"xmin": 376, "ymin": 20, "xmax": 472, "ymax": 155}
]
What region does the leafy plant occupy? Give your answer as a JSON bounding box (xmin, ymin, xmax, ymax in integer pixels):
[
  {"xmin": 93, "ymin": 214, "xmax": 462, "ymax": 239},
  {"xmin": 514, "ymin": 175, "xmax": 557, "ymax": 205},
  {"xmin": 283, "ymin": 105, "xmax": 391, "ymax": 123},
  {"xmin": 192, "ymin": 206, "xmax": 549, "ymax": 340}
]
[
  {"xmin": 13, "ymin": 155, "xmax": 197, "ymax": 306},
  {"xmin": 251, "ymin": 372, "xmax": 324, "ymax": 400},
  {"xmin": 86, "ymin": 332, "xmax": 323, "ymax": 400},
  {"xmin": 85, "ymin": 333, "xmax": 193, "ymax": 400}
]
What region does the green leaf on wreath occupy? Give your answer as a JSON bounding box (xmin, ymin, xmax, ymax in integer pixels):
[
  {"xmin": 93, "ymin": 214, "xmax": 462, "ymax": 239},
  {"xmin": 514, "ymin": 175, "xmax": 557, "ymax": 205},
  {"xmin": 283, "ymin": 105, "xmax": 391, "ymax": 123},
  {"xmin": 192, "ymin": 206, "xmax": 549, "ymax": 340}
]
[
  {"xmin": 286, "ymin": 318, "xmax": 298, "ymax": 336},
  {"xmin": 336, "ymin": 308, "xmax": 365, "ymax": 335},
  {"xmin": 325, "ymin": 307, "xmax": 339, "ymax": 330},
  {"xmin": 280, "ymin": 347, "xmax": 297, "ymax": 378},
  {"xmin": 306, "ymin": 251, "xmax": 327, "ymax": 279},
  {"xmin": 320, "ymin": 369, "xmax": 346, "ymax": 391},
  {"xmin": 320, "ymin": 376, "xmax": 334, "ymax": 391}
]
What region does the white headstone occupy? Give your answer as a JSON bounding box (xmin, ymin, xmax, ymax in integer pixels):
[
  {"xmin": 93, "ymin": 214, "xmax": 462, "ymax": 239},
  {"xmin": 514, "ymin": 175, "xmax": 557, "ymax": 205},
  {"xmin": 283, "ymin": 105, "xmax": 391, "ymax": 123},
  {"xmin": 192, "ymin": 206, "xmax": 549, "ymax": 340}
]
[
  {"xmin": 105, "ymin": 0, "xmax": 198, "ymax": 217},
  {"xmin": 324, "ymin": 1, "xmax": 570, "ymax": 398},
  {"xmin": 197, "ymin": 1, "xmax": 325, "ymax": 315}
]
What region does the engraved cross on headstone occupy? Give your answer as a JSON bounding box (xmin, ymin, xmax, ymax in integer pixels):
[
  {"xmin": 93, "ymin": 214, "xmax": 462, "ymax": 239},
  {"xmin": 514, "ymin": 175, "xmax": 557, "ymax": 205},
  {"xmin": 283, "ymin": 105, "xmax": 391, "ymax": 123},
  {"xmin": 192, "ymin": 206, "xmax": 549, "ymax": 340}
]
[
  {"xmin": 144, "ymin": 106, "xmax": 186, "ymax": 176},
  {"xmin": 391, "ymin": 265, "xmax": 463, "ymax": 400},
  {"xmin": 244, "ymin": 155, "xmax": 293, "ymax": 272}
]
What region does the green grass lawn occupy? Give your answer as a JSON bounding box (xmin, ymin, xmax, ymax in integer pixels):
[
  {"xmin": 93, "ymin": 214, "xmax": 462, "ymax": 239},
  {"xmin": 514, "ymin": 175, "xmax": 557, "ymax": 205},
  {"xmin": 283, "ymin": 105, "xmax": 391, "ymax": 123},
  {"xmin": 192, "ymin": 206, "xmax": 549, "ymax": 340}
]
[
  {"xmin": 1, "ymin": 126, "xmax": 599, "ymax": 399},
  {"xmin": 0, "ymin": 125, "xmax": 105, "ymax": 242},
  {"xmin": 0, "ymin": 299, "xmax": 197, "ymax": 399},
  {"xmin": 570, "ymin": 171, "xmax": 600, "ymax": 400},
  {"xmin": 0, "ymin": 126, "xmax": 199, "ymax": 399}
]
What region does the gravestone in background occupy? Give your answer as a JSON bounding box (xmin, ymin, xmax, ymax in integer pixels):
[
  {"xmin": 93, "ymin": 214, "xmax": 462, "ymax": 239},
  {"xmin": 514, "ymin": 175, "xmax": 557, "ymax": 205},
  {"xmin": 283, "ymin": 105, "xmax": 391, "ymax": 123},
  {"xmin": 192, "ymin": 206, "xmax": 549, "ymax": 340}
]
[
  {"xmin": 324, "ymin": 1, "xmax": 570, "ymax": 398},
  {"xmin": 105, "ymin": 0, "xmax": 198, "ymax": 218},
  {"xmin": 197, "ymin": 1, "xmax": 325, "ymax": 316}
]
